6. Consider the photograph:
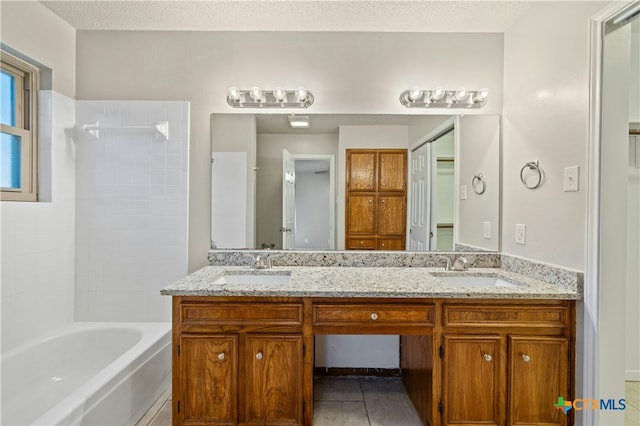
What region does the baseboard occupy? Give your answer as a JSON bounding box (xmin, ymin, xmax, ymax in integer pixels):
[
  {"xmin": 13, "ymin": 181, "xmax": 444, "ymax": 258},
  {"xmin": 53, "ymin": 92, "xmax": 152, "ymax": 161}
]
[
  {"xmin": 314, "ymin": 367, "xmax": 400, "ymax": 377},
  {"xmin": 625, "ymin": 370, "xmax": 640, "ymax": 381}
]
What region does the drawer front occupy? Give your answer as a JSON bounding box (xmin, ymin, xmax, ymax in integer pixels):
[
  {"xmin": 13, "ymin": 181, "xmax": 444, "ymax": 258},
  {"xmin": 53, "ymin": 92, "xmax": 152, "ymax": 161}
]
[
  {"xmin": 313, "ymin": 304, "xmax": 434, "ymax": 326},
  {"xmin": 347, "ymin": 238, "xmax": 376, "ymax": 249},
  {"xmin": 443, "ymin": 304, "xmax": 569, "ymax": 328},
  {"xmin": 181, "ymin": 303, "xmax": 303, "ymax": 325}
]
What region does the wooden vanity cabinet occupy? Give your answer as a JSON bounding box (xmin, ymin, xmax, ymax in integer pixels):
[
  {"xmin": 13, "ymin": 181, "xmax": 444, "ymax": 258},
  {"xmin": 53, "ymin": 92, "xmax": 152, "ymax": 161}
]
[
  {"xmin": 173, "ymin": 298, "xmax": 305, "ymax": 426},
  {"xmin": 439, "ymin": 301, "xmax": 573, "ymax": 426}
]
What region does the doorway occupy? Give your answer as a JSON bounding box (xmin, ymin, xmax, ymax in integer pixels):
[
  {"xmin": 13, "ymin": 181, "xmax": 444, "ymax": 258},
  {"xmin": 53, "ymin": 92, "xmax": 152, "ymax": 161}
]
[
  {"xmin": 587, "ymin": 2, "xmax": 640, "ymax": 425},
  {"xmin": 282, "ymin": 153, "xmax": 336, "ymax": 250}
]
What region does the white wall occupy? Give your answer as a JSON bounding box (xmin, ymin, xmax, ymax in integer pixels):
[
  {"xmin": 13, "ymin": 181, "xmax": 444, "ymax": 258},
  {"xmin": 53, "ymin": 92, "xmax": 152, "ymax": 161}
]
[
  {"xmin": 337, "ymin": 125, "xmax": 409, "ymax": 249},
  {"xmin": 256, "ymin": 133, "xmax": 339, "ymax": 249},
  {"xmin": 76, "ymin": 31, "xmax": 504, "ymax": 271},
  {"xmin": 0, "ymin": 1, "xmax": 75, "ymax": 98},
  {"xmin": 0, "ymin": 92, "xmax": 76, "ymax": 351},
  {"xmin": 628, "ymin": 135, "xmax": 640, "ymax": 381},
  {"xmin": 502, "ymin": 1, "xmax": 607, "ymax": 270},
  {"xmin": 211, "ymin": 114, "xmax": 257, "ymax": 249},
  {"xmin": 74, "ymin": 101, "xmax": 189, "ymax": 321},
  {"xmin": 295, "ymin": 171, "xmax": 331, "ymax": 249},
  {"xmin": 457, "ymin": 115, "xmax": 501, "ymax": 251},
  {"xmin": 0, "ymin": 1, "xmax": 76, "ymax": 352},
  {"xmin": 630, "ymin": 29, "xmax": 640, "ymax": 123}
]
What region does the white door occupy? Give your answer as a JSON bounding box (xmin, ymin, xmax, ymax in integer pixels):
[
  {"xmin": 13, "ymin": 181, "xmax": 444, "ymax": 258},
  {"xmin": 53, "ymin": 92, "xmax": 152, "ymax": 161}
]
[
  {"xmin": 409, "ymin": 143, "xmax": 431, "ymax": 251},
  {"xmin": 282, "ymin": 149, "xmax": 296, "ymax": 249}
]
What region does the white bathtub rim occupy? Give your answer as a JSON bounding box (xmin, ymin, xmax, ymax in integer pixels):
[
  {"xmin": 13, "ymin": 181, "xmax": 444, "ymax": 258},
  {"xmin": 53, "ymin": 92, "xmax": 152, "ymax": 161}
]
[{"xmin": 2, "ymin": 322, "xmax": 171, "ymax": 426}]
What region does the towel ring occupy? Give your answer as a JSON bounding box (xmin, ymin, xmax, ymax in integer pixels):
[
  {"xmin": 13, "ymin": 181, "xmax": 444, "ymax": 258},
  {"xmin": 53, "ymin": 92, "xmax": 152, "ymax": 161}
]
[
  {"xmin": 520, "ymin": 161, "xmax": 542, "ymax": 189},
  {"xmin": 472, "ymin": 173, "xmax": 486, "ymax": 195}
]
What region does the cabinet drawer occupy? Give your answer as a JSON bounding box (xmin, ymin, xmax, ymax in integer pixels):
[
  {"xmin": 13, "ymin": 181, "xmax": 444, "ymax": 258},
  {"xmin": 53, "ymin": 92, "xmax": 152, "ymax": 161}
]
[
  {"xmin": 313, "ymin": 304, "xmax": 434, "ymax": 326},
  {"xmin": 347, "ymin": 238, "xmax": 376, "ymax": 249},
  {"xmin": 181, "ymin": 303, "xmax": 303, "ymax": 325},
  {"xmin": 443, "ymin": 304, "xmax": 569, "ymax": 328}
]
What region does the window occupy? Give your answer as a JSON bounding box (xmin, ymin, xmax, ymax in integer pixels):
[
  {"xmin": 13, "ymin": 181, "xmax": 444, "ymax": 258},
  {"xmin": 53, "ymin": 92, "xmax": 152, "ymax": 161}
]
[{"xmin": 1, "ymin": 50, "xmax": 38, "ymax": 201}]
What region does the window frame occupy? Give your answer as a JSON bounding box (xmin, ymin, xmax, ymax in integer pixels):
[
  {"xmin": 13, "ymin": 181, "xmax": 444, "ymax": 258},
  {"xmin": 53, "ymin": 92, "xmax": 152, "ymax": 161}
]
[{"xmin": 1, "ymin": 50, "xmax": 38, "ymax": 202}]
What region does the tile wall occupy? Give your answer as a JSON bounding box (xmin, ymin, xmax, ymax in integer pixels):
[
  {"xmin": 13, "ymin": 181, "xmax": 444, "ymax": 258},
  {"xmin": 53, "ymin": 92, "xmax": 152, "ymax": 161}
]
[
  {"xmin": 74, "ymin": 101, "xmax": 189, "ymax": 321},
  {"xmin": 1, "ymin": 91, "xmax": 76, "ymax": 352}
]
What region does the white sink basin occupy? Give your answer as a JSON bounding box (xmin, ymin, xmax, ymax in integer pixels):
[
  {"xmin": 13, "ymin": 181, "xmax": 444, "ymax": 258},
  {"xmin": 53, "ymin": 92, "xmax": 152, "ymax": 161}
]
[
  {"xmin": 432, "ymin": 273, "xmax": 519, "ymax": 288},
  {"xmin": 213, "ymin": 272, "xmax": 292, "ymax": 285}
]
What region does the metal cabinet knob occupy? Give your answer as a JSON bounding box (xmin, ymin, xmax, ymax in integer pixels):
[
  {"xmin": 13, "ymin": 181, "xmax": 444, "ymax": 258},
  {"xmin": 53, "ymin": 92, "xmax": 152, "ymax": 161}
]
[
  {"xmin": 218, "ymin": 352, "xmax": 225, "ymax": 360},
  {"xmin": 360, "ymin": 240, "xmax": 364, "ymax": 244},
  {"xmin": 483, "ymin": 354, "xmax": 492, "ymax": 362},
  {"xmin": 382, "ymin": 199, "xmax": 386, "ymax": 203},
  {"xmin": 371, "ymin": 312, "xmax": 378, "ymax": 320},
  {"xmin": 256, "ymin": 352, "xmax": 263, "ymax": 360},
  {"xmin": 368, "ymin": 199, "xmax": 373, "ymax": 203},
  {"xmin": 522, "ymin": 354, "xmax": 531, "ymax": 362},
  {"xmin": 381, "ymin": 243, "xmax": 385, "ymax": 247}
]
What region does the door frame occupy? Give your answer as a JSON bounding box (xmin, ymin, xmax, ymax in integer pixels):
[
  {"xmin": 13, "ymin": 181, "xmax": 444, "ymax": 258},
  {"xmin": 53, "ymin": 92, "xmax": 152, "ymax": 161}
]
[
  {"xmin": 290, "ymin": 153, "xmax": 336, "ymax": 250},
  {"xmin": 586, "ymin": 1, "xmax": 639, "ymax": 424},
  {"xmin": 407, "ymin": 117, "xmax": 457, "ymax": 251}
]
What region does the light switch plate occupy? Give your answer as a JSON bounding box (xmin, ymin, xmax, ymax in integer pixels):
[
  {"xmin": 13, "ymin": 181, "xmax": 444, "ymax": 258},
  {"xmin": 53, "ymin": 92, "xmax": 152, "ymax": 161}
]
[
  {"xmin": 483, "ymin": 221, "xmax": 491, "ymax": 239},
  {"xmin": 515, "ymin": 224, "xmax": 526, "ymax": 245},
  {"xmin": 564, "ymin": 166, "xmax": 579, "ymax": 192}
]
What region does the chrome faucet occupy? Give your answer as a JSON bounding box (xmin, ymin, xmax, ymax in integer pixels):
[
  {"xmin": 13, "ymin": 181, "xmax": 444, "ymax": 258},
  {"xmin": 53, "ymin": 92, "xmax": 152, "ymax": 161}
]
[
  {"xmin": 251, "ymin": 254, "xmax": 271, "ymax": 269},
  {"xmin": 451, "ymin": 256, "xmax": 469, "ymax": 271},
  {"xmin": 438, "ymin": 256, "xmax": 452, "ymax": 271}
]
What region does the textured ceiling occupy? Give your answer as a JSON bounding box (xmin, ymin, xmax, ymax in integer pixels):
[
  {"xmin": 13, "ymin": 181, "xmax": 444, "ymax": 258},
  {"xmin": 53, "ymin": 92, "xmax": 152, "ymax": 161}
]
[{"xmin": 40, "ymin": 0, "xmax": 531, "ymax": 32}]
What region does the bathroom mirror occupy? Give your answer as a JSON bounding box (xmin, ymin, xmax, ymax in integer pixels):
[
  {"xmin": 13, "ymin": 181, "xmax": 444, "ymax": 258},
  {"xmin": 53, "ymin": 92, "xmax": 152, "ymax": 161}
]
[{"xmin": 211, "ymin": 113, "xmax": 500, "ymax": 252}]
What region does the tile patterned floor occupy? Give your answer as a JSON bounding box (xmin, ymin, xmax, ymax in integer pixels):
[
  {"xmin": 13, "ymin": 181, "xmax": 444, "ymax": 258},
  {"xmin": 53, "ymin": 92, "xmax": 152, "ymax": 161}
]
[
  {"xmin": 627, "ymin": 381, "xmax": 639, "ymax": 426},
  {"xmin": 137, "ymin": 379, "xmax": 639, "ymax": 426}
]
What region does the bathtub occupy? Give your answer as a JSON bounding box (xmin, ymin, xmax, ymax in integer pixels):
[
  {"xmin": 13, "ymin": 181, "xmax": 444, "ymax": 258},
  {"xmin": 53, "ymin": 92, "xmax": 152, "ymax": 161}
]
[{"xmin": 1, "ymin": 322, "xmax": 171, "ymax": 425}]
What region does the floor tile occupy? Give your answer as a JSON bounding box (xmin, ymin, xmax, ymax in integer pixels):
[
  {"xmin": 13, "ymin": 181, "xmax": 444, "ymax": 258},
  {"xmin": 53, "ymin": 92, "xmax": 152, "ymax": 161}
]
[
  {"xmin": 136, "ymin": 388, "xmax": 171, "ymax": 426},
  {"xmin": 625, "ymin": 405, "xmax": 639, "ymax": 426},
  {"xmin": 360, "ymin": 378, "xmax": 422, "ymax": 426},
  {"xmin": 315, "ymin": 376, "xmax": 364, "ymax": 401},
  {"xmin": 314, "ymin": 401, "xmax": 370, "ymax": 426},
  {"xmin": 148, "ymin": 400, "xmax": 172, "ymax": 426},
  {"xmin": 626, "ymin": 381, "xmax": 640, "ymax": 409}
]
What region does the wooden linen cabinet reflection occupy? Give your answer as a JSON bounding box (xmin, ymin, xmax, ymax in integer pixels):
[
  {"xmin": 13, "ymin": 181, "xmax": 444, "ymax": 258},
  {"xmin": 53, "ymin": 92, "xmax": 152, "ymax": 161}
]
[{"xmin": 345, "ymin": 149, "xmax": 407, "ymax": 250}]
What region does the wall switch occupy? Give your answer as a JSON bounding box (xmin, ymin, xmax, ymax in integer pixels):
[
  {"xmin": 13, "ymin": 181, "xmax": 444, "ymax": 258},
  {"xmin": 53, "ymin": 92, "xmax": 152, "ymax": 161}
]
[
  {"xmin": 483, "ymin": 221, "xmax": 491, "ymax": 239},
  {"xmin": 460, "ymin": 185, "xmax": 468, "ymax": 200},
  {"xmin": 563, "ymin": 165, "xmax": 579, "ymax": 192},
  {"xmin": 515, "ymin": 224, "xmax": 526, "ymax": 245}
]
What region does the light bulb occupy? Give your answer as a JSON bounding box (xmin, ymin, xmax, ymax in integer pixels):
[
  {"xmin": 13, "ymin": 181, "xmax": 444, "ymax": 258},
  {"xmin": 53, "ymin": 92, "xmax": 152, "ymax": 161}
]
[
  {"xmin": 430, "ymin": 87, "xmax": 445, "ymax": 101},
  {"xmin": 454, "ymin": 88, "xmax": 468, "ymax": 102},
  {"xmin": 474, "ymin": 88, "xmax": 489, "ymax": 103},
  {"xmin": 227, "ymin": 86, "xmax": 241, "ymax": 102},
  {"xmin": 295, "ymin": 86, "xmax": 308, "ymax": 102},
  {"xmin": 273, "ymin": 87, "xmax": 286, "ymax": 102},
  {"xmin": 407, "ymin": 87, "xmax": 423, "ymax": 102},
  {"xmin": 250, "ymin": 86, "xmax": 263, "ymax": 102}
]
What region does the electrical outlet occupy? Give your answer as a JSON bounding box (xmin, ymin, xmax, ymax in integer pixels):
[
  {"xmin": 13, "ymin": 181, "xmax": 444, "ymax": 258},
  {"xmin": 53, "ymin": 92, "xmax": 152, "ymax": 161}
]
[
  {"xmin": 483, "ymin": 221, "xmax": 491, "ymax": 239},
  {"xmin": 460, "ymin": 185, "xmax": 468, "ymax": 200},
  {"xmin": 515, "ymin": 224, "xmax": 526, "ymax": 245},
  {"xmin": 563, "ymin": 166, "xmax": 579, "ymax": 192}
]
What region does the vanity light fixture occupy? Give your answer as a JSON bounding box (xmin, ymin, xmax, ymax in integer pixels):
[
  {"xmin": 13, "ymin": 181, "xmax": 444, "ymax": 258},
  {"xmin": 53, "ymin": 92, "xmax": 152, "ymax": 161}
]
[
  {"xmin": 226, "ymin": 86, "xmax": 314, "ymax": 108},
  {"xmin": 399, "ymin": 87, "xmax": 488, "ymax": 109},
  {"xmin": 287, "ymin": 115, "xmax": 310, "ymax": 129}
]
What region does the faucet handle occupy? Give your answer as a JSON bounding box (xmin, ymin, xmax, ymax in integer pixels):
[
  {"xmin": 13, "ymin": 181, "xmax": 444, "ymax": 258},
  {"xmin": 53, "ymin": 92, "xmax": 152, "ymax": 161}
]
[
  {"xmin": 244, "ymin": 254, "xmax": 257, "ymax": 268},
  {"xmin": 253, "ymin": 254, "xmax": 272, "ymax": 269},
  {"xmin": 452, "ymin": 256, "xmax": 469, "ymax": 271},
  {"xmin": 438, "ymin": 256, "xmax": 452, "ymax": 271}
]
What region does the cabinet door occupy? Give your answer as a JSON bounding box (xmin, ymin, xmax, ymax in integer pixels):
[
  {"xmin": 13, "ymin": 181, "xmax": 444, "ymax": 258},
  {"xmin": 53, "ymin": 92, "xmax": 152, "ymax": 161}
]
[
  {"xmin": 245, "ymin": 335, "xmax": 303, "ymax": 425},
  {"xmin": 347, "ymin": 151, "xmax": 376, "ymax": 191},
  {"xmin": 180, "ymin": 335, "xmax": 238, "ymax": 425},
  {"xmin": 508, "ymin": 336, "xmax": 569, "ymax": 426},
  {"xmin": 346, "ymin": 194, "xmax": 375, "ymax": 234},
  {"xmin": 378, "ymin": 194, "xmax": 405, "ymax": 236},
  {"xmin": 442, "ymin": 335, "xmax": 502, "ymax": 426},
  {"xmin": 379, "ymin": 151, "xmax": 407, "ymax": 191}
]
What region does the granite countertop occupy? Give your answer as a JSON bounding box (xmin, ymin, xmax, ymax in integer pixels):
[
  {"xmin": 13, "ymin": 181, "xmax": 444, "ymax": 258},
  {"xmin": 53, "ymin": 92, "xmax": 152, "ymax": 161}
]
[{"xmin": 161, "ymin": 265, "xmax": 580, "ymax": 300}]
